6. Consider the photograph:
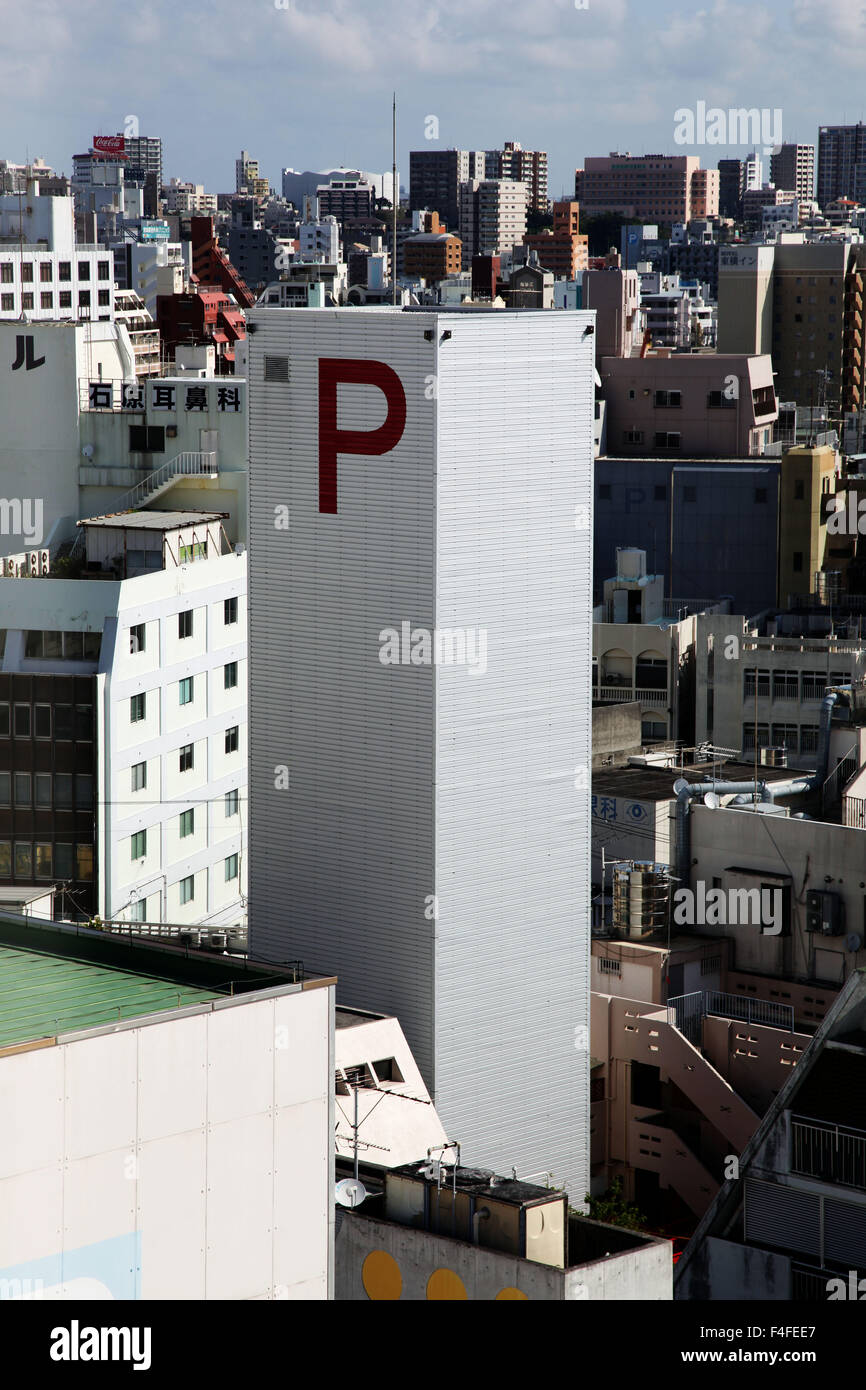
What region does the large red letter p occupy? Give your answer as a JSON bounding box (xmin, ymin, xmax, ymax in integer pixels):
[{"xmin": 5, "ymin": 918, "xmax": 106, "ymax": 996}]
[{"xmin": 318, "ymin": 358, "xmax": 407, "ymax": 513}]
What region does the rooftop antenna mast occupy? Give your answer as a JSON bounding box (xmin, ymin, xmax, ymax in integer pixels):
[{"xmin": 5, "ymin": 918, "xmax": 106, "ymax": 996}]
[{"xmin": 392, "ymin": 92, "xmax": 398, "ymax": 307}]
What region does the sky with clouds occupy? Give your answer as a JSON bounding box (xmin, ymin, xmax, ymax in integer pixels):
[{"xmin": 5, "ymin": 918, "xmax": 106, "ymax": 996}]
[{"xmin": 1, "ymin": 0, "xmax": 864, "ymax": 198}]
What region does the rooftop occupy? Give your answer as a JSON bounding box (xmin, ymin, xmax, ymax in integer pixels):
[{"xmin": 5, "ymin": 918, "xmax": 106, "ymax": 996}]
[
  {"xmin": 79, "ymin": 509, "xmax": 228, "ymax": 532},
  {"xmin": 0, "ymin": 914, "xmax": 331, "ymax": 1051},
  {"xmin": 593, "ymin": 758, "xmax": 802, "ymax": 803}
]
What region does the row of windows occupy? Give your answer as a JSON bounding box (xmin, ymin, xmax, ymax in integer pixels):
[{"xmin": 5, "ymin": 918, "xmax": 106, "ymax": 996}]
[
  {"xmin": 125, "ymin": 858, "xmax": 240, "ymax": 917},
  {"xmin": 0, "ymin": 841, "xmax": 93, "ymax": 881},
  {"xmin": 131, "ymin": 818, "xmax": 239, "ymax": 881},
  {"xmin": 25, "ymin": 631, "xmax": 102, "ymax": 661},
  {"xmin": 0, "ymin": 771, "xmax": 92, "ymax": 808},
  {"xmin": 742, "ymin": 724, "xmax": 820, "ymax": 754},
  {"xmin": 599, "ymin": 482, "xmax": 769, "ymax": 503},
  {"xmin": 743, "ymin": 669, "xmax": 847, "ymax": 702},
  {"xmin": 0, "ymin": 260, "xmax": 110, "ymax": 283},
  {"xmin": 0, "ymin": 291, "xmax": 110, "ymax": 312},
  {"xmin": 131, "ymin": 674, "xmax": 239, "ymax": 724},
  {"xmin": 128, "ymin": 598, "xmax": 238, "ymax": 654},
  {"xmin": 0, "ymin": 703, "xmax": 92, "ymax": 740}
]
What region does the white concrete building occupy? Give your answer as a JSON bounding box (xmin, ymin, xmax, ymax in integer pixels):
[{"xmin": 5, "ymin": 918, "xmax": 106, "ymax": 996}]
[
  {"xmin": 0, "ymin": 318, "xmax": 249, "ymax": 555},
  {"xmin": 163, "ymin": 179, "xmax": 217, "ymax": 215},
  {"xmin": 0, "ymin": 915, "xmax": 334, "ymax": 1300},
  {"xmin": 0, "ymin": 185, "xmax": 115, "ymax": 322},
  {"xmin": 246, "ymin": 306, "xmax": 595, "ymax": 1197},
  {"xmin": 0, "ymin": 512, "xmax": 248, "ymax": 928},
  {"xmin": 459, "ymin": 178, "xmax": 528, "ymax": 258},
  {"xmin": 299, "ymin": 216, "xmax": 340, "ymax": 263}
]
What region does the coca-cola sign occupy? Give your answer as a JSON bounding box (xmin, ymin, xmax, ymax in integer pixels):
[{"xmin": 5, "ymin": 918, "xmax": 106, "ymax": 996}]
[{"xmin": 92, "ymin": 134, "xmax": 126, "ymax": 157}]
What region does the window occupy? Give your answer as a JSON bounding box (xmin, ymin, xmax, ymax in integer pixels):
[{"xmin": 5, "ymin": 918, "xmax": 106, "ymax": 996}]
[
  {"xmin": 35, "ymin": 773, "xmax": 51, "ymax": 807},
  {"xmin": 0, "ymin": 263, "xmax": 11, "ymax": 283},
  {"xmin": 98, "ymin": 289, "xmax": 110, "ymax": 306},
  {"xmin": 39, "ymin": 262, "xmax": 52, "ymax": 282},
  {"xmin": 14, "ymin": 704, "xmax": 30, "ymax": 737},
  {"xmin": 0, "ymin": 703, "xmax": 7, "ymax": 737},
  {"xmin": 599, "ymin": 957, "xmax": 622, "ymax": 976},
  {"xmin": 654, "ymin": 389, "xmax": 682, "ymax": 408},
  {"xmin": 75, "ymin": 774, "xmax": 93, "ymax": 808},
  {"xmin": 55, "ymin": 773, "xmax": 73, "ymax": 808},
  {"xmin": 76, "ymin": 845, "xmax": 93, "ymax": 881},
  {"xmin": 655, "ymin": 432, "xmax": 681, "ymax": 449},
  {"xmin": 78, "ymin": 261, "xmax": 90, "ymax": 279},
  {"xmin": 78, "ymin": 291, "xmax": 90, "ymax": 308},
  {"xmin": 802, "ymin": 672, "xmax": 826, "ymax": 702},
  {"xmin": 21, "ymin": 293, "xmax": 33, "ymax": 310},
  {"xmin": 54, "ymin": 843, "xmax": 73, "ymax": 878},
  {"xmin": 772, "ymin": 724, "xmax": 798, "ymax": 752},
  {"xmin": 54, "ymin": 705, "xmax": 72, "ymax": 739},
  {"xmin": 225, "ymin": 726, "xmax": 239, "ymax": 754},
  {"xmin": 59, "ymin": 261, "xmax": 71, "ymax": 281},
  {"xmin": 225, "ymin": 788, "xmax": 239, "ymax": 817},
  {"xmin": 1, "ymin": 294, "xmax": 13, "ymax": 312},
  {"xmin": 623, "ymin": 429, "xmax": 644, "ymax": 444},
  {"xmin": 131, "ymin": 761, "xmax": 147, "ymax": 792},
  {"xmin": 20, "ymin": 262, "xmax": 33, "ymax": 283},
  {"xmin": 59, "ymin": 291, "xmax": 71, "ymax": 308},
  {"xmin": 743, "ymin": 722, "xmax": 770, "ymax": 752},
  {"xmin": 224, "ymin": 596, "xmax": 238, "ymax": 625},
  {"xmin": 225, "ymin": 852, "xmax": 239, "ymax": 881},
  {"xmin": 34, "ymin": 705, "xmax": 51, "ymax": 738},
  {"xmin": 707, "ymin": 390, "xmax": 736, "ymax": 409},
  {"xmin": 14, "ymin": 773, "xmax": 31, "ymax": 806},
  {"xmin": 179, "ymin": 677, "xmax": 193, "ymax": 706},
  {"xmin": 129, "ymin": 426, "xmax": 165, "ymax": 452},
  {"xmin": 75, "ymin": 704, "xmax": 92, "ymax": 740},
  {"xmin": 179, "ymin": 541, "xmax": 207, "ymax": 563},
  {"xmin": 34, "ymin": 844, "xmax": 52, "ymax": 878},
  {"xmin": 131, "ymin": 829, "xmax": 147, "ymax": 861},
  {"xmin": 0, "ymin": 773, "xmax": 8, "ymax": 804},
  {"xmin": 179, "ymin": 875, "xmax": 195, "ymax": 905},
  {"xmin": 129, "ymin": 624, "xmax": 145, "ymax": 654},
  {"xmin": 800, "ymin": 726, "xmax": 819, "ymax": 754},
  {"xmin": 14, "ymin": 843, "xmax": 32, "ymax": 879},
  {"xmin": 180, "ymin": 808, "xmax": 194, "ymax": 838},
  {"xmin": 372, "ymin": 1057, "xmax": 405, "ymax": 1083},
  {"xmin": 178, "ymin": 610, "xmax": 193, "ymax": 639},
  {"xmin": 224, "ymin": 661, "xmax": 238, "ymax": 689},
  {"xmin": 41, "ymin": 293, "xmax": 53, "ymax": 309},
  {"xmin": 772, "ymin": 671, "xmax": 799, "ymax": 701},
  {"xmin": 130, "ymin": 692, "xmax": 146, "ymax": 722},
  {"xmin": 130, "ymin": 899, "xmax": 147, "ymax": 923},
  {"xmin": 0, "ymin": 841, "xmax": 10, "ymax": 876},
  {"xmin": 98, "ymin": 261, "xmax": 110, "ymax": 280}
]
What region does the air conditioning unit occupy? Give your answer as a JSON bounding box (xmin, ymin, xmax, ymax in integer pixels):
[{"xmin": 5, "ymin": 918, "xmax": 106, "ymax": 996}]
[
  {"xmin": 29, "ymin": 552, "xmax": 39, "ymax": 576},
  {"xmin": 39, "ymin": 550, "xmax": 50, "ymax": 575},
  {"xmin": 806, "ymin": 889, "xmax": 845, "ymax": 936}
]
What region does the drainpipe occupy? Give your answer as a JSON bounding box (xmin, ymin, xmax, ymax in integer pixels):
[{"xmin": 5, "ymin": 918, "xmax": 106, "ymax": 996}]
[
  {"xmin": 763, "ymin": 689, "xmax": 844, "ymax": 801},
  {"xmin": 473, "ymin": 1207, "xmax": 490, "ymax": 1244}
]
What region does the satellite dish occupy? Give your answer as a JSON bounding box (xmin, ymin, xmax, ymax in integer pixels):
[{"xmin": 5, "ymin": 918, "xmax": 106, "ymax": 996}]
[
  {"xmin": 704, "ymin": 792, "xmax": 720, "ymax": 810},
  {"xmin": 335, "ymin": 1178, "xmax": 367, "ymax": 1209},
  {"xmin": 673, "ymin": 778, "xmax": 689, "ymax": 797},
  {"xmin": 846, "ymin": 933, "xmax": 863, "ymax": 954}
]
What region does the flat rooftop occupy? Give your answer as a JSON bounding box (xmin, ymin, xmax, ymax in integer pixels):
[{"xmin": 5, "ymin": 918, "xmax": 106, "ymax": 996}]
[
  {"xmin": 0, "ymin": 915, "xmax": 331, "ymax": 1051},
  {"xmin": 592, "ymin": 759, "xmax": 802, "ymax": 803},
  {"xmin": 79, "ymin": 510, "xmax": 227, "ymax": 531}
]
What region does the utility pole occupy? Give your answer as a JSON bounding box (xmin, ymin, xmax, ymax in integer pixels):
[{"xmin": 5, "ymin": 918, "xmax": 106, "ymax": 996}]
[{"xmin": 392, "ymin": 93, "xmax": 398, "ymax": 307}]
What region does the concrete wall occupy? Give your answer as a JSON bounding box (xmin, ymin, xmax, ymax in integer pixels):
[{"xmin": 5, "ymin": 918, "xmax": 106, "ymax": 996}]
[
  {"xmin": 335, "ymin": 1206, "xmax": 671, "ymax": 1300},
  {"xmin": 0, "ymin": 980, "xmax": 334, "ymax": 1300},
  {"xmin": 592, "ymin": 701, "xmax": 642, "ymax": 768}
]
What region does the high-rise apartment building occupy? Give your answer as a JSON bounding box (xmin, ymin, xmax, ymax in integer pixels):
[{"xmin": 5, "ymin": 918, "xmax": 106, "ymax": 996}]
[
  {"xmin": 459, "ymin": 178, "xmax": 527, "ymax": 259},
  {"xmin": 485, "ymin": 141, "xmax": 549, "ymax": 213},
  {"xmin": 124, "ymin": 134, "xmax": 162, "ymax": 192},
  {"xmin": 717, "ymin": 158, "xmax": 744, "ymax": 218},
  {"xmin": 409, "ymin": 149, "xmax": 485, "ymax": 232},
  {"xmin": 235, "ymin": 150, "xmax": 269, "ymax": 199},
  {"xmin": 818, "ymin": 122, "xmax": 866, "ymax": 207},
  {"xmin": 575, "ymin": 154, "xmax": 719, "ymax": 223},
  {"xmin": 245, "ymin": 306, "xmax": 595, "ymax": 1195},
  {"xmin": 771, "ymin": 144, "xmax": 815, "ymax": 201}
]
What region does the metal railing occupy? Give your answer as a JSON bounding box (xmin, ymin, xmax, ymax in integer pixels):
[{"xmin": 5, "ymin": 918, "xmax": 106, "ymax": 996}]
[
  {"xmin": 791, "ymin": 1114, "xmax": 866, "ymax": 1191},
  {"xmin": 668, "ymin": 989, "xmax": 795, "ymax": 1042},
  {"xmin": 663, "ymin": 598, "xmax": 727, "ymax": 619},
  {"xmin": 635, "ymin": 687, "xmax": 668, "ymax": 706},
  {"xmin": 112, "ymin": 451, "xmax": 218, "ymax": 512}
]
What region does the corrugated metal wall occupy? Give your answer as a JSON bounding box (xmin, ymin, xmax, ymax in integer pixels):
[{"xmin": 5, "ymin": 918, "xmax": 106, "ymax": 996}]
[{"xmin": 247, "ymin": 308, "xmax": 592, "ymax": 1198}]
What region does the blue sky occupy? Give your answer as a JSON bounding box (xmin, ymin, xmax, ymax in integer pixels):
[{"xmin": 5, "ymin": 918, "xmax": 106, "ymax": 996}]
[{"xmin": 1, "ymin": 0, "xmax": 864, "ymax": 198}]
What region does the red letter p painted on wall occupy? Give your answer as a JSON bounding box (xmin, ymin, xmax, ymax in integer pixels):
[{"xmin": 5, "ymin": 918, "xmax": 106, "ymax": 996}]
[{"xmin": 318, "ymin": 357, "xmax": 407, "ymax": 513}]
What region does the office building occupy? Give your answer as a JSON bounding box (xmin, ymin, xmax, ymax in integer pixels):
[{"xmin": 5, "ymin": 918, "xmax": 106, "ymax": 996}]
[
  {"xmin": 245, "ymin": 306, "xmax": 595, "ymax": 1195},
  {"xmin": 523, "ymin": 200, "xmax": 588, "ymax": 279},
  {"xmin": 771, "ymin": 144, "xmax": 815, "ymax": 202},
  {"xmin": 409, "ymin": 149, "xmax": 485, "ymax": 232},
  {"xmin": 459, "ymin": 178, "xmax": 527, "ymax": 259},
  {"xmin": 485, "ymin": 141, "xmax": 549, "ymax": 214},
  {"xmin": 818, "ymin": 122, "xmax": 866, "ymax": 207},
  {"xmin": 0, "ymin": 183, "xmax": 114, "ymax": 321},
  {"xmin": 575, "ymin": 155, "xmax": 719, "ymax": 223},
  {"xmin": 235, "ymin": 150, "xmax": 269, "ymax": 199}
]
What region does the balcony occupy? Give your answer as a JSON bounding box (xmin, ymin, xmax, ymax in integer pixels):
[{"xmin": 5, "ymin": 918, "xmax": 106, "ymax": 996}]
[{"xmin": 791, "ymin": 1114, "xmax": 866, "ymax": 1192}]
